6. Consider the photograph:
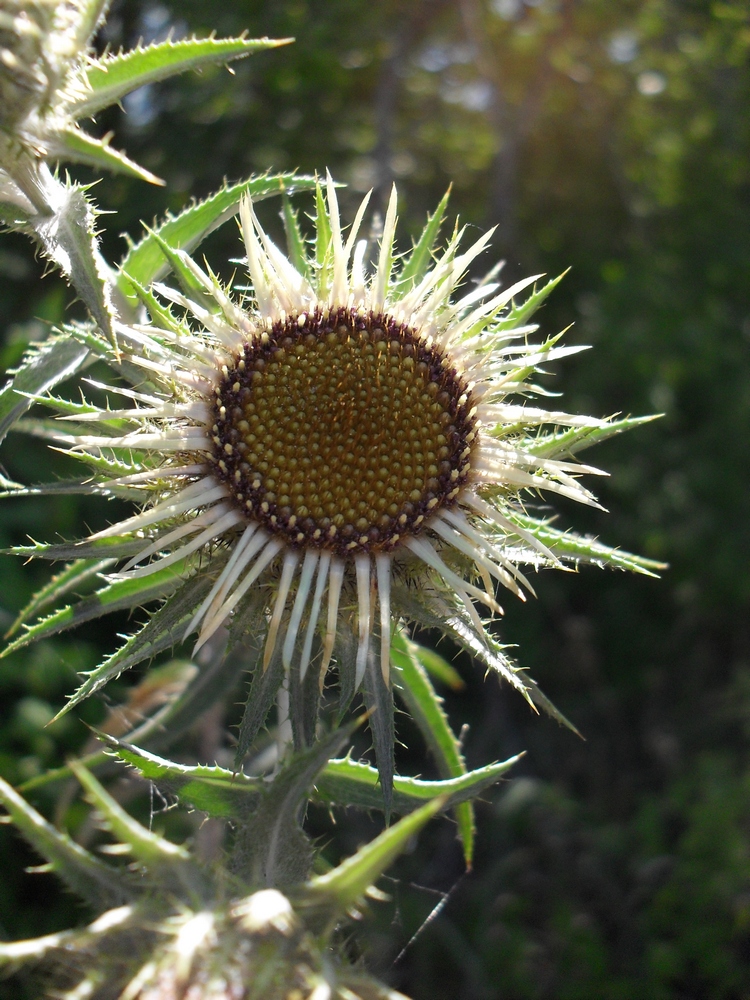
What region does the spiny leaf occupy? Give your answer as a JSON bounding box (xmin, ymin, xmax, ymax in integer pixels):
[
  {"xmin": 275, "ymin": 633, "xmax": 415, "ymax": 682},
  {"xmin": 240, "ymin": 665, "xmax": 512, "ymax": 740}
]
[
  {"xmin": 5, "ymin": 535, "xmax": 151, "ymax": 562},
  {"xmin": 400, "ymin": 587, "xmax": 541, "ymax": 718},
  {"xmin": 13, "ymin": 391, "xmax": 98, "ymax": 418},
  {"xmin": 145, "ymin": 226, "xmax": 218, "ymax": 309},
  {"xmin": 511, "ymin": 513, "xmax": 667, "ymax": 576},
  {"xmin": 0, "ymin": 472, "xmax": 139, "ymax": 498},
  {"xmin": 0, "ymin": 775, "xmax": 133, "ymax": 908},
  {"xmin": 69, "ymin": 760, "xmax": 192, "ymax": 868},
  {"xmin": 28, "ymin": 184, "xmax": 116, "ymax": 342},
  {"xmin": 281, "ymin": 193, "xmax": 311, "ymax": 281},
  {"xmin": 526, "ymin": 415, "xmax": 661, "ymax": 460},
  {"xmin": 60, "ymin": 320, "xmax": 115, "ymax": 358},
  {"xmin": 100, "ymin": 733, "xmax": 263, "ymax": 818},
  {"xmin": 139, "ymin": 646, "xmax": 242, "ymax": 753},
  {"xmin": 236, "ymin": 725, "xmax": 355, "ymax": 888},
  {"xmin": 0, "ymin": 193, "xmax": 34, "ymax": 227},
  {"xmin": 313, "ymin": 181, "xmax": 332, "ymax": 298},
  {"xmin": 408, "ymin": 641, "xmax": 465, "ymax": 691},
  {"xmin": 361, "ymin": 636, "xmax": 394, "ymax": 820},
  {"xmin": 5, "ymin": 558, "xmax": 114, "ymax": 639},
  {"xmin": 0, "ymin": 336, "xmax": 91, "ymax": 447},
  {"xmin": 49, "ymin": 128, "xmax": 165, "ymax": 185},
  {"xmin": 117, "ymin": 173, "xmax": 317, "ymax": 302},
  {"xmin": 333, "ymin": 616, "xmax": 358, "ymax": 722},
  {"xmin": 496, "ymin": 271, "xmax": 567, "ymax": 330},
  {"xmin": 54, "ymin": 569, "xmax": 217, "ymax": 721},
  {"xmin": 52, "ymin": 447, "xmax": 151, "ymax": 482},
  {"xmin": 19, "ymin": 655, "xmax": 240, "ymax": 793},
  {"xmin": 450, "ymin": 611, "xmax": 583, "ymax": 737},
  {"xmin": 102, "ymin": 734, "xmax": 520, "ymax": 819},
  {"xmin": 316, "ymin": 755, "xmax": 521, "ymax": 815},
  {"xmin": 391, "ymin": 630, "xmax": 474, "ymax": 865},
  {"xmin": 2, "ymin": 477, "xmax": 109, "ymax": 513},
  {"xmin": 1, "ymin": 558, "xmax": 190, "ymax": 659},
  {"xmin": 232, "ymin": 590, "xmax": 278, "ymax": 762},
  {"xmin": 118, "ymin": 271, "xmax": 191, "ymax": 335},
  {"xmin": 396, "ymin": 186, "xmax": 451, "ymax": 290},
  {"xmin": 72, "ymin": 36, "xmax": 291, "ymax": 119},
  {"xmin": 305, "ymin": 795, "xmax": 446, "ymax": 912}
]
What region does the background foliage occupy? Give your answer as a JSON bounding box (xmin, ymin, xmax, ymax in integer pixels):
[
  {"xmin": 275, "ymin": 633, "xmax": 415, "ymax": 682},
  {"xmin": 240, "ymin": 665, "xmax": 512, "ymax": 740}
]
[{"xmin": 0, "ymin": 1, "xmax": 748, "ymax": 997}]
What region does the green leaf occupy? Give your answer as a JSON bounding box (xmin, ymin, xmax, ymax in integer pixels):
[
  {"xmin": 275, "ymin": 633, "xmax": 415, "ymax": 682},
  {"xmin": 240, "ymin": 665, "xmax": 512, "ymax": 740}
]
[
  {"xmin": 396, "ymin": 186, "xmax": 451, "ymax": 290},
  {"xmin": 228, "ymin": 586, "xmax": 286, "ymax": 761},
  {"xmin": 510, "ymin": 513, "xmax": 666, "ymax": 576},
  {"xmin": 49, "ymin": 128, "xmax": 165, "ymax": 185},
  {"xmin": 1, "ymin": 479, "xmax": 145, "ymax": 502},
  {"xmin": 333, "ymin": 615, "xmax": 358, "ymax": 722},
  {"xmin": 495, "ymin": 271, "xmax": 567, "ymax": 330},
  {"xmin": 316, "ymin": 755, "xmax": 521, "ymax": 815},
  {"xmin": 5, "ymin": 558, "xmax": 114, "ymax": 639},
  {"xmin": 5, "ymin": 535, "xmax": 151, "ymax": 562},
  {"xmin": 288, "ymin": 629, "xmax": 322, "ymax": 752},
  {"xmin": 409, "ymin": 642, "xmax": 465, "ymax": 691},
  {"xmin": 139, "ymin": 647, "xmax": 243, "ymax": 753},
  {"xmin": 102, "ymin": 736, "xmax": 519, "ymax": 820},
  {"xmin": 281, "ymin": 193, "xmax": 311, "ymax": 280},
  {"xmin": 72, "ymin": 36, "xmax": 291, "ymax": 120},
  {"xmin": 391, "ymin": 630, "xmax": 475, "ymax": 865},
  {"xmin": 0, "ymin": 180, "xmax": 34, "ymax": 226},
  {"xmin": 69, "ymin": 760, "xmax": 192, "ymax": 869},
  {"xmin": 525, "ymin": 415, "xmax": 661, "ymax": 460},
  {"xmin": 313, "ymin": 181, "xmax": 332, "ymax": 298},
  {"xmin": 0, "ymin": 775, "xmax": 133, "ymax": 908},
  {"xmin": 54, "ymin": 569, "xmax": 217, "ymax": 720},
  {"xmin": 0, "ymin": 558, "xmax": 190, "ymax": 659},
  {"xmin": 0, "ymin": 336, "xmax": 91, "ymax": 447},
  {"xmin": 446, "ymin": 608, "xmax": 584, "ymax": 737},
  {"xmin": 144, "ymin": 226, "xmax": 218, "ymax": 310},
  {"xmin": 14, "ymin": 391, "xmax": 98, "ymax": 419},
  {"xmin": 361, "ymin": 635, "xmax": 394, "ymax": 820},
  {"xmin": 119, "ymin": 271, "xmax": 191, "ymax": 335},
  {"xmin": 61, "ymin": 320, "xmax": 114, "ymax": 358},
  {"xmin": 235, "ymin": 725, "xmax": 355, "ymax": 888},
  {"xmin": 234, "ymin": 632, "xmax": 283, "ymax": 764},
  {"xmin": 28, "ymin": 184, "xmax": 116, "ymax": 342},
  {"xmin": 18, "ymin": 656, "xmax": 241, "ymax": 795},
  {"xmin": 99, "ymin": 734, "xmax": 262, "ymax": 818},
  {"xmin": 116, "ymin": 173, "xmax": 317, "ymax": 303},
  {"xmin": 305, "ymin": 795, "xmax": 445, "ymax": 913},
  {"xmin": 1, "ymin": 475, "xmax": 139, "ymax": 501},
  {"xmin": 397, "ymin": 585, "xmax": 548, "ymax": 722},
  {"xmin": 49, "ymin": 448, "xmax": 147, "ymax": 483}
]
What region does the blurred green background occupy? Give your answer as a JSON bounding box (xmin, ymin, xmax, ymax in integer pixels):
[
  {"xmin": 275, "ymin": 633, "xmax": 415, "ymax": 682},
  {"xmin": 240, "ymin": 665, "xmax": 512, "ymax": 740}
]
[{"xmin": 1, "ymin": 1, "xmax": 749, "ymax": 997}]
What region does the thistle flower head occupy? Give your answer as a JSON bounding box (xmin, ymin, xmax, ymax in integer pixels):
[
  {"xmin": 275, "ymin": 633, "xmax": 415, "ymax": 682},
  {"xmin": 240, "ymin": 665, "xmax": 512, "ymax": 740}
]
[{"xmin": 4, "ymin": 178, "xmax": 661, "ymax": 771}]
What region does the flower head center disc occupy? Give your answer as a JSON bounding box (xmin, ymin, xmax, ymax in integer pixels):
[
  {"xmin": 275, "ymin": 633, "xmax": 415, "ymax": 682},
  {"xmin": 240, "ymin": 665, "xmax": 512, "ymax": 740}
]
[{"xmin": 209, "ymin": 307, "xmax": 477, "ymax": 555}]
